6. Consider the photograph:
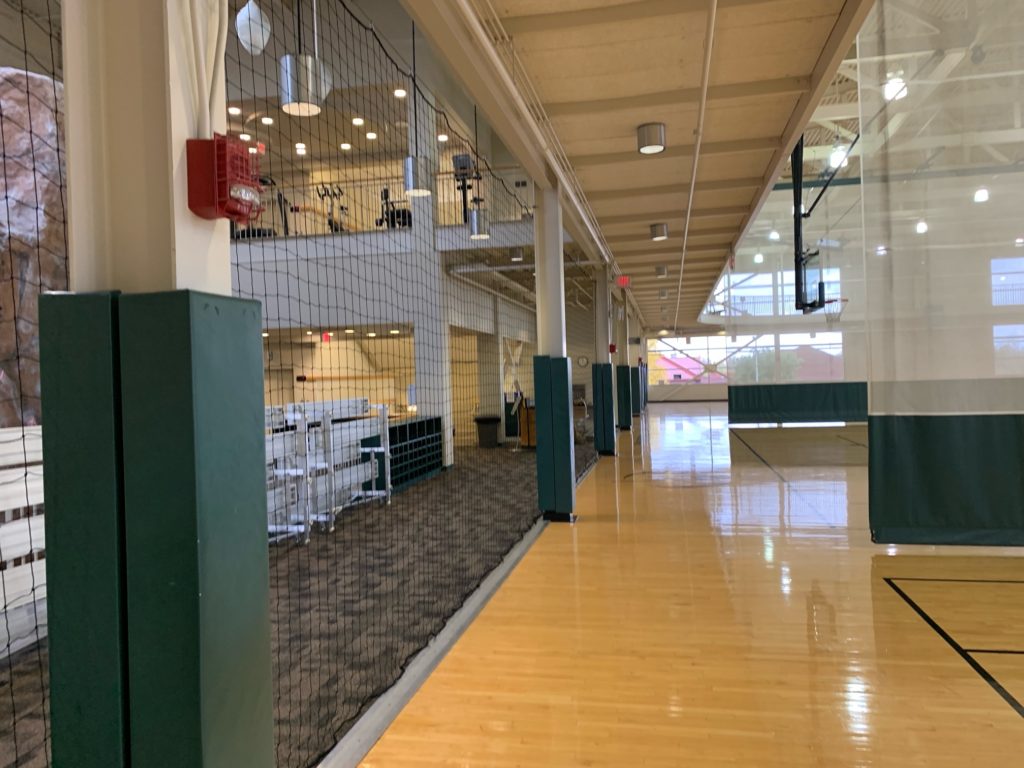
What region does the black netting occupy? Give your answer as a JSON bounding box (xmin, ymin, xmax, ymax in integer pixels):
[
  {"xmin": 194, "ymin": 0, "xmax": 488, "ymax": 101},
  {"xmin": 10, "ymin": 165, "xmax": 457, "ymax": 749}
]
[
  {"xmin": 226, "ymin": 1, "xmax": 572, "ymax": 765},
  {"xmin": 0, "ymin": 0, "xmax": 66, "ymax": 766}
]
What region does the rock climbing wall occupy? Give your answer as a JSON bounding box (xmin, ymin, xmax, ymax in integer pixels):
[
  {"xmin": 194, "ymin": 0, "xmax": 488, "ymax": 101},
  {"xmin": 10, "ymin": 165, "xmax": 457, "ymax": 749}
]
[{"xmin": 0, "ymin": 67, "xmax": 68, "ymax": 429}]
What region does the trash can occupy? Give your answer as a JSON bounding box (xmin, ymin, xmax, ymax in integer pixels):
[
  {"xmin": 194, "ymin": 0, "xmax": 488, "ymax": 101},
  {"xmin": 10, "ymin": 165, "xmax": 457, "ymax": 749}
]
[{"xmin": 473, "ymin": 415, "xmax": 502, "ymax": 448}]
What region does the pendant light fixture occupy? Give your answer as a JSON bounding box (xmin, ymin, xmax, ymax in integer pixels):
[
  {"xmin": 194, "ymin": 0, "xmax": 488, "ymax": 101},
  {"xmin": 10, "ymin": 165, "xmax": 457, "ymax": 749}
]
[
  {"xmin": 404, "ymin": 21, "xmax": 432, "ymax": 197},
  {"xmin": 280, "ymin": 0, "xmax": 332, "ymax": 117},
  {"xmin": 637, "ymin": 122, "xmax": 666, "ymax": 155},
  {"xmin": 469, "ymin": 106, "xmax": 490, "ymax": 240},
  {"xmin": 650, "ymin": 223, "xmax": 668, "ymax": 241}
]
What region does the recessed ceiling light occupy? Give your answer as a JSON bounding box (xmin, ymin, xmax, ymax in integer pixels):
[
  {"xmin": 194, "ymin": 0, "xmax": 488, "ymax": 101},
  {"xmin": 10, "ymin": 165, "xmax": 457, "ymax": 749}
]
[
  {"xmin": 248, "ymin": 146, "xmax": 258, "ymax": 154},
  {"xmin": 915, "ymin": 220, "xmax": 928, "ymax": 234},
  {"xmin": 754, "ymin": 252, "xmax": 764, "ymax": 264},
  {"xmin": 295, "ymin": 142, "xmax": 306, "ymax": 150},
  {"xmin": 228, "ymin": 106, "xmax": 242, "ymax": 116},
  {"xmin": 393, "ymin": 88, "xmax": 407, "ymax": 98},
  {"xmin": 876, "ymin": 244, "xmax": 888, "ymax": 256},
  {"xmin": 352, "ymin": 117, "xmax": 364, "ymax": 126},
  {"xmin": 437, "ymin": 133, "xmax": 449, "ymax": 143},
  {"xmin": 340, "ymin": 142, "xmax": 352, "ymax": 151},
  {"xmin": 769, "ymin": 230, "xmax": 781, "ymax": 241},
  {"xmin": 261, "ymin": 116, "xmax": 274, "ymax": 126},
  {"xmin": 367, "ymin": 331, "xmax": 377, "ymax": 338},
  {"xmin": 389, "ymin": 329, "xmax": 400, "ymax": 335},
  {"xmin": 261, "ymin": 332, "xmax": 269, "ymax": 338},
  {"xmin": 239, "ymin": 133, "xmax": 251, "ymax": 142},
  {"xmin": 637, "ymin": 122, "xmax": 666, "ymax": 155},
  {"xmin": 305, "ymin": 330, "xmax": 313, "ymax": 336},
  {"xmin": 510, "ymin": 247, "xmax": 525, "ymax": 263},
  {"xmin": 295, "ymin": 147, "xmax": 306, "ymax": 156},
  {"xmin": 366, "ymin": 131, "xmax": 377, "ymax": 140},
  {"xmin": 974, "ymin": 187, "xmax": 990, "ymax": 203},
  {"xmin": 344, "ymin": 328, "xmax": 355, "ymax": 334},
  {"xmin": 650, "ymin": 223, "xmax": 669, "ymax": 241}
]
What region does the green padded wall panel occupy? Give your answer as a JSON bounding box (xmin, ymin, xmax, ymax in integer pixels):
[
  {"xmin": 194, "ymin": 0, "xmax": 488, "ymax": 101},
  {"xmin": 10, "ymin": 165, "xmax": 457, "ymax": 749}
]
[
  {"xmin": 630, "ymin": 366, "xmax": 642, "ymax": 416},
  {"xmin": 40, "ymin": 293, "xmax": 129, "ymax": 768},
  {"xmin": 534, "ymin": 356, "xmax": 576, "ymax": 517},
  {"xmin": 616, "ymin": 365, "xmax": 632, "ymax": 429},
  {"xmin": 869, "ymin": 414, "xmax": 1024, "ymax": 545},
  {"xmin": 119, "ymin": 291, "xmax": 274, "ymax": 768},
  {"xmin": 728, "ymin": 382, "xmax": 867, "ymax": 423},
  {"xmin": 592, "ymin": 363, "xmax": 615, "ymax": 455}
]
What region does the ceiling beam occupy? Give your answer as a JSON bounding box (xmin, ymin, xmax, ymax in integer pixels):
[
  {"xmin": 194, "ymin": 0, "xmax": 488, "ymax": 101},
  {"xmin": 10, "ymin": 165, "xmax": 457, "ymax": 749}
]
[
  {"xmin": 501, "ymin": 0, "xmax": 779, "ymax": 35},
  {"xmin": 812, "ymin": 101, "xmax": 860, "ymax": 122},
  {"xmin": 616, "ymin": 244, "xmax": 728, "ymax": 258},
  {"xmin": 546, "ymin": 77, "xmax": 809, "ymax": 117},
  {"xmin": 571, "ymin": 137, "xmax": 778, "ymax": 167},
  {"xmin": 599, "ymin": 207, "xmax": 748, "ymax": 226},
  {"xmin": 586, "ymin": 177, "xmax": 762, "ymax": 202},
  {"xmin": 604, "ymin": 227, "xmax": 738, "ymax": 245}
]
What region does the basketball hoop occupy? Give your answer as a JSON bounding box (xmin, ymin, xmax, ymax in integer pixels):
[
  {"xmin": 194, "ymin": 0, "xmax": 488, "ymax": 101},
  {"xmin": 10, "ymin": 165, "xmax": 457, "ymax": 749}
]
[{"xmin": 824, "ymin": 297, "xmax": 849, "ymax": 327}]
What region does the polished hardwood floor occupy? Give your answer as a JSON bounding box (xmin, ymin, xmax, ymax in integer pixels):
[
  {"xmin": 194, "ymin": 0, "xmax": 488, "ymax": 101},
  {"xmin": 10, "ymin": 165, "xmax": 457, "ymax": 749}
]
[{"xmin": 361, "ymin": 402, "xmax": 1024, "ymax": 766}]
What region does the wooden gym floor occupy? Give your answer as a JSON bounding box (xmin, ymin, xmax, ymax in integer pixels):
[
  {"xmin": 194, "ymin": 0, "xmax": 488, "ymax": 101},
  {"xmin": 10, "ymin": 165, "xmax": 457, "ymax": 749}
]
[{"xmin": 360, "ymin": 402, "xmax": 1024, "ymax": 767}]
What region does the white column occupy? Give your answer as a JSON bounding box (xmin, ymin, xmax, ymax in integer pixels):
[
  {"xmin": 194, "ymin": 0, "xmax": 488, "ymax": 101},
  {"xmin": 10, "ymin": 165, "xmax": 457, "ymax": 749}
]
[
  {"xmin": 534, "ymin": 184, "xmax": 567, "ymax": 357},
  {"xmin": 63, "ymin": 0, "xmax": 230, "ymax": 293},
  {"xmin": 407, "ymin": 85, "xmax": 454, "ymax": 465},
  {"xmin": 477, "ymin": 297, "xmax": 502, "ymax": 419},
  {"xmin": 595, "ymin": 267, "xmax": 611, "ymax": 364}
]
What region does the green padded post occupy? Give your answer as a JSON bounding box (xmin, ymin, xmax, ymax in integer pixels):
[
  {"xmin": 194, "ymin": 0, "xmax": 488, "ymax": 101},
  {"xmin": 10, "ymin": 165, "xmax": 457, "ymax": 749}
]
[
  {"xmin": 592, "ymin": 363, "xmax": 615, "ymax": 455},
  {"xmin": 616, "ymin": 364, "xmax": 632, "ymax": 430},
  {"xmin": 40, "ymin": 293, "xmax": 129, "ymax": 768},
  {"xmin": 534, "ymin": 356, "xmax": 577, "ymax": 522},
  {"xmin": 630, "ymin": 366, "xmax": 642, "ymax": 416},
  {"xmin": 118, "ymin": 291, "xmax": 274, "ymax": 768}
]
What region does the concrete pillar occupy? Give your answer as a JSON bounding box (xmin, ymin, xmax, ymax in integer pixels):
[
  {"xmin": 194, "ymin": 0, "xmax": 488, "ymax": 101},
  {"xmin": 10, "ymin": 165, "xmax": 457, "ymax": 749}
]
[
  {"xmin": 63, "ymin": 0, "xmax": 230, "ymax": 293},
  {"xmin": 407, "ymin": 84, "xmax": 454, "ymax": 465},
  {"xmin": 533, "ymin": 183, "xmax": 575, "ymax": 521},
  {"xmin": 46, "ymin": 4, "xmax": 274, "ymax": 766}
]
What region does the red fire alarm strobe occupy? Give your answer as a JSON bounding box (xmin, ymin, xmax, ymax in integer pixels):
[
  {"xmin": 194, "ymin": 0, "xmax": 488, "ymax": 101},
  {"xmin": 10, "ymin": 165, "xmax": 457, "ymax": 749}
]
[
  {"xmin": 615, "ymin": 275, "xmax": 631, "ymax": 288},
  {"xmin": 187, "ymin": 133, "xmax": 263, "ymax": 225},
  {"xmin": 609, "ymin": 343, "xmax": 617, "ymax": 354}
]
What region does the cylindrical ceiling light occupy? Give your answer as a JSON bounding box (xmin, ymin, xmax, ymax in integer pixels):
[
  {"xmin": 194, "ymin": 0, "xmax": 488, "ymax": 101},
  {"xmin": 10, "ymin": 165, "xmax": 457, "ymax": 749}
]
[
  {"xmin": 650, "ymin": 223, "xmax": 669, "ymax": 241},
  {"xmin": 279, "ymin": 0, "xmax": 332, "ymax": 117},
  {"xmin": 510, "ymin": 247, "xmax": 525, "ymax": 262},
  {"xmin": 404, "ymin": 22, "xmax": 432, "ymax": 197},
  {"xmin": 404, "ymin": 156, "xmax": 431, "ymax": 197},
  {"xmin": 637, "ymin": 122, "xmax": 666, "ymax": 155},
  {"xmin": 655, "ymin": 265, "xmax": 668, "ymax": 279},
  {"xmin": 469, "ymin": 206, "xmax": 490, "ymax": 240}
]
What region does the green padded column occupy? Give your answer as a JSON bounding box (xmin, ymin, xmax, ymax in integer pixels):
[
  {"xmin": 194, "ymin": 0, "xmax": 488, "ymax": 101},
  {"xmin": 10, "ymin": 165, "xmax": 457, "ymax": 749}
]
[
  {"xmin": 592, "ymin": 363, "xmax": 615, "ymax": 455},
  {"xmin": 40, "ymin": 293, "xmax": 129, "ymax": 768},
  {"xmin": 118, "ymin": 291, "xmax": 274, "ymax": 768},
  {"xmin": 630, "ymin": 366, "xmax": 642, "ymax": 416},
  {"xmin": 616, "ymin": 364, "xmax": 632, "ymax": 430},
  {"xmin": 534, "ymin": 356, "xmax": 577, "ymax": 522}
]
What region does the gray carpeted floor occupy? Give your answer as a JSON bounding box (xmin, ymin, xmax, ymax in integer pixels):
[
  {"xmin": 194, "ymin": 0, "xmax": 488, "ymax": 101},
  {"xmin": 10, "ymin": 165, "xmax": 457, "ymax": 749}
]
[{"xmin": 0, "ymin": 442, "xmax": 600, "ymax": 768}]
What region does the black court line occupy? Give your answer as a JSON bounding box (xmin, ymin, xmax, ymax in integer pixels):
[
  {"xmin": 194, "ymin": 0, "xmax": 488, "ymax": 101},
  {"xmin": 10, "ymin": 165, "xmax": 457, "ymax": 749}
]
[
  {"xmin": 891, "ymin": 577, "xmax": 1024, "ymax": 585},
  {"xmin": 965, "ymin": 649, "xmax": 1024, "ymax": 656},
  {"xmin": 884, "ymin": 577, "xmax": 1024, "ymax": 718},
  {"xmin": 727, "ymin": 429, "xmax": 787, "ymax": 483},
  {"xmin": 836, "ymin": 434, "xmax": 869, "ymax": 449}
]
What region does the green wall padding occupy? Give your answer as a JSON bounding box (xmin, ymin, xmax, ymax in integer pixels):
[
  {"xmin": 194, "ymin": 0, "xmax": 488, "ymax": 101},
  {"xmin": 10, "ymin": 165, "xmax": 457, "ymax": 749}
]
[
  {"xmin": 592, "ymin": 363, "xmax": 615, "ymax": 455},
  {"xmin": 119, "ymin": 291, "xmax": 275, "ymax": 768},
  {"xmin": 728, "ymin": 382, "xmax": 867, "ymax": 423},
  {"xmin": 630, "ymin": 366, "xmax": 642, "ymax": 415},
  {"xmin": 40, "ymin": 293, "xmax": 129, "ymax": 768},
  {"xmin": 616, "ymin": 364, "xmax": 632, "ymax": 429},
  {"xmin": 869, "ymin": 414, "xmax": 1024, "ymax": 545},
  {"xmin": 534, "ymin": 356, "xmax": 576, "ymax": 516}
]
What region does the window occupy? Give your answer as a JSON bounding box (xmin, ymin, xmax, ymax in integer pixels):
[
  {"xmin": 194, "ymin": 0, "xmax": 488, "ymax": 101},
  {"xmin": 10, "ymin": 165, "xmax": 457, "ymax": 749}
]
[
  {"xmin": 991, "ymin": 258, "xmax": 1024, "ymax": 306},
  {"xmin": 994, "ymin": 324, "xmax": 1024, "ymax": 375}
]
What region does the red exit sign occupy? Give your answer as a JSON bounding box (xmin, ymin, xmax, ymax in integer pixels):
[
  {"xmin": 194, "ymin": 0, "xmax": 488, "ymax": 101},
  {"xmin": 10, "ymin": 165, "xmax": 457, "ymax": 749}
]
[{"xmin": 615, "ymin": 275, "xmax": 631, "ymax": 288}]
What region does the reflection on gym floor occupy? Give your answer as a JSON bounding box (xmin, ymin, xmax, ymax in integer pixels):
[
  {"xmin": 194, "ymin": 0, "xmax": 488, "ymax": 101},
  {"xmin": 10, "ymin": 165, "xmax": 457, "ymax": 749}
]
[{"xmin": 363, "ymin": 402, "xmax": 1024, "ymax": 767}]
